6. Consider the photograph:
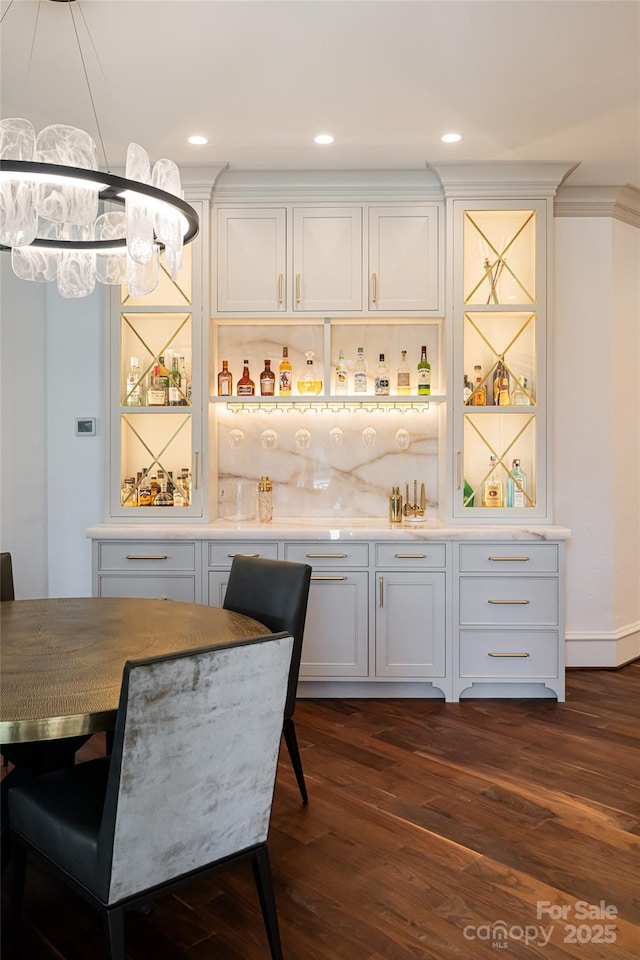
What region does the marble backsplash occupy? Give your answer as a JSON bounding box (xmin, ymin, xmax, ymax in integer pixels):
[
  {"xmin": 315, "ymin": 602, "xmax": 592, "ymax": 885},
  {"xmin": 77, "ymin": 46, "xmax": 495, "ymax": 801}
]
[{"xmin": 215, "ymin": 406, "xmax": 441, "ymax": 521}]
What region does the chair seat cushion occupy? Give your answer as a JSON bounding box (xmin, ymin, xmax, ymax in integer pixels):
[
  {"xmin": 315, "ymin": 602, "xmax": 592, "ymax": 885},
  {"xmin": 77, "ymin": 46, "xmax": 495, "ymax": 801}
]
[{"xmin": 8, "ymin": 757, "xmax": 110, "ymax": 897}]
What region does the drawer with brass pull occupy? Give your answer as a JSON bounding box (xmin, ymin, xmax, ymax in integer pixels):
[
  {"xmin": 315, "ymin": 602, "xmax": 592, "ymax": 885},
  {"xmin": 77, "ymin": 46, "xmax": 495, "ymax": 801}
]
[
  {"xmin": 207, "ymin": 541, "xmax": 279, "ymax": 567},
  {"xmin": 284, "ymin": 542, "xmax": 369, "ymax": 568},
  {"xmin": 97, "ymin": 541, "xmax": 196, "ymax": 572},
  {"xmin": 375, "ymin": 543, "xmax": 446, "ymax": 568},
  {"xmin": 459, "ymin": 577, "xmax": 559, "ymax": 626},
  {"xmin": 459, "ymin": 630, "xmax": 559, "ymax": 678},
  {"xmin": 459, "ymin": 542, "xmax": 559, "ymax": 573}
]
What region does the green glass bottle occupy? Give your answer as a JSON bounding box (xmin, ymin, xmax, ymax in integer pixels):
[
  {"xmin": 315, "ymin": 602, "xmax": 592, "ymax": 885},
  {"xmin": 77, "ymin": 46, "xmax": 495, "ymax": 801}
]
[{"xmin": 417, "ymin": 345, "xmax": 431, "ymax": 396}]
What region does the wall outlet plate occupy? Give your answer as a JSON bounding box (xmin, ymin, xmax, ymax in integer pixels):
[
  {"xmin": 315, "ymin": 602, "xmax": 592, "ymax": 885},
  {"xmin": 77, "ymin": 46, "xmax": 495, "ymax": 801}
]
[{"xmin": 76, "ymin": 418, "xmax": 96, "ymax": 436}]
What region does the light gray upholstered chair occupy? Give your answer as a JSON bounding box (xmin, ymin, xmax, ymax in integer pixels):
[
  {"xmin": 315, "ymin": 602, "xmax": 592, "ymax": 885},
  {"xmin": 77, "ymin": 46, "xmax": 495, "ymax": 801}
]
[{"xmin": 9, "ymin": 631, "xmax": 294, "ymax": 960}]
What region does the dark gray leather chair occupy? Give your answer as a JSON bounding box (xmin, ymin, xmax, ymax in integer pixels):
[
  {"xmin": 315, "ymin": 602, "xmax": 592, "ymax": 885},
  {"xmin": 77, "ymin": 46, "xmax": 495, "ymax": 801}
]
[
  {"xmin": 1, "ymin": 551, "xmax": 14, "ymax": 601},
  {"xmin": 223, "ymin": 555, "xmax": 312, "ymax": 804},
  {"xmin": 9, "ymin": 631, "xmax": 294, "ymax": 960}
]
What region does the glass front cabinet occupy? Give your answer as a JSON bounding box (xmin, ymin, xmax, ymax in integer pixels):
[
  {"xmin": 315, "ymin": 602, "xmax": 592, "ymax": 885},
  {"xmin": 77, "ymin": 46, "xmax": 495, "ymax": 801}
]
[
  {"xmin": 451, "ymin": 200, "xmax": 549, "ymax": 519},
  {"xmin": 109, "ymin": 214, "xmax": 205, "ymax": 518}
]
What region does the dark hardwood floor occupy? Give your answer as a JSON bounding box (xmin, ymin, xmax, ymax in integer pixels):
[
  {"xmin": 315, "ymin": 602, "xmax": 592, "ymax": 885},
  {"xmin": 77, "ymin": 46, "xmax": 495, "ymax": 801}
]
[{"xmin": 2, "ymin": 663, "xmax": 639, "ymax": 959}]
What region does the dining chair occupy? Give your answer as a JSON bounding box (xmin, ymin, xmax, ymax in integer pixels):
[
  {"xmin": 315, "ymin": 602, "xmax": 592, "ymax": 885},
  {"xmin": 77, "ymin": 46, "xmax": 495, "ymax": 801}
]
[
  {"xmin": 222, "ymin": 555, "xmax": 312, "ymax": 804},
  {"xmin": 9, "ymin": 631, "xmax": 294, "ymax": 960},
  {"xmin": 1, "ymin": 551, "xmax": 15, "ymax": 600}
]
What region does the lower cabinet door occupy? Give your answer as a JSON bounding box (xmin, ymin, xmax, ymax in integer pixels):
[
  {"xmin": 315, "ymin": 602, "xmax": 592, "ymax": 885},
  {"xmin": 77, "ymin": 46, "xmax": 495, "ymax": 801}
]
[
  {"xmin": 97, "ymin": 575, "xmax": 197, "ymax": 602},
  {"xmin": 376, "ymin": 572, "xmax": 445, "ymax": 677},
  {"xmin": 300, "ymin": 572, "xmax": 369, "ymax": 677}
]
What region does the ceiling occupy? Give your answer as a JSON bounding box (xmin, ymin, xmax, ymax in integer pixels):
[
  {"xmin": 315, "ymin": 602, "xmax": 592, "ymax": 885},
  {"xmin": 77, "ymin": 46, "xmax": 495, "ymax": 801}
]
[{"xmin": 1, "ymin": 0, "xmax": 638, "ymax": 189}]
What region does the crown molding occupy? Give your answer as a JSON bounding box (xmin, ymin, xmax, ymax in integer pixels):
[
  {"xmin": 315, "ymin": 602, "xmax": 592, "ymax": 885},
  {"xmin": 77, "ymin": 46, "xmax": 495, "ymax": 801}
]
[
  {"xmin": 211, "ymin": 167, "xmax": 443, "ymax": 203},
  {"xmin": 181, "ymin": 164, "xmax": 229, "ymax": 202},
  {"xmin": 428, "ymin": 161, "xmax": 578, "ymax": 199},
  {"xmin": 554, "ymin": 184, "xmax": 640, "ymax": 228}
]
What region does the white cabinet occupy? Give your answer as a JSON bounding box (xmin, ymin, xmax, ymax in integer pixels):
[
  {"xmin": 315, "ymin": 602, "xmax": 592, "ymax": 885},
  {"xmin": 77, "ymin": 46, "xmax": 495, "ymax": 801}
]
[
  {"xmin": 368, "ymin": 205, "xmax": 440, "ymax": 311},
  {"xmin": 375, "ymin": 572, "xmax": 445, "ymax": 678},
  {"xmin": 216, "ymin": 208, "xmax": 286, "ymax": 312},
  {"xmin": 452, "ymin": 541, "xmax": 564, "ymax": 701},
  {"xmin": 292, "ymin": 207, "xmax": 362, "ymax": 311}
]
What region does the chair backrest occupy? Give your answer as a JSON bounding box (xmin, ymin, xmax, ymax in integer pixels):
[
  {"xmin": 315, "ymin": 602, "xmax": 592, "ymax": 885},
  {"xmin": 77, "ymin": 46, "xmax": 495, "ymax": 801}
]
[
  {"xmin": 223, "ymin": 556, "xmax": 312, "ymax": 721},
  {"xmin": 0, "ymin": 552, "xmax": 15, "ymax": 601},
  {"xmin": 97, "ymin": 631, "xmax": 294, "ymax": 905}
]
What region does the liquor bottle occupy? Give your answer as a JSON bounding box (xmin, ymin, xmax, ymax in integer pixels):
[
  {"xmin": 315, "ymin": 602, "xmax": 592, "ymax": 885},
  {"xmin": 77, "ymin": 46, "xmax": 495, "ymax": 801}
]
[
  {"xmin": 335, "ymin": 350, "xmax": 348, "ymax": 395},
  {"xmin": 138, "ymin": 472, "xmax": 152, "ymax": 507},
  {"xmin": 297, "ymin": 351, "xmax": 322, "ymax": 395},
  {"xmin": 471, "ymin": 364, "xmax": 487, "ymax": 406},
  {"xmin": 417, "ymin": 345, "xmax": 431, "ymax": 396},
  {"xmin": 120, "ymin": 477, "xmax": 136, "ymax": 507},
  {"xmin": 396, "ymin": 350, "xmax": 411, "ymax": 395},
  {"xmin": 156, "ymin": 355, "xmax": 170, "ymax": 404},
  {"xmin": 154, "ymin": 479, "xmax": 172, "ymax": 506},
  {"xmin": 149, "ymin": 475, "xmax": 161, "ymax": 504},
  {"xmin": 180, "ymin": 467, "xmax": 192, "ymax": 506},
  {"xmin": 507, "ymin": 458, "xmax": 528, "ymax": 508},
  {"xmin": 483, "ymin": 455, "xmax": 503, "ymax": 508},
  {"xmin": 125, "ymin": 357, "xmax": 143, "ymax": 406},
  {"xmin": 463, "ymin": 374, "xmax": 473, "ymax": 404},
  {"xmin": 493, "ymin": 358, "xmax": 510, "ymax": 406},
  {"xmin": 278, "ymin": 347, "xmax": 292, "ymax": 395},
  {"xmin": 511, "ymin": 375, "xmax": 531, "ymax": 406},
  {"xmin": 217, "ymin": 360, "xmax": 233, "ymax": 397},
  {"xmin": 178, "ymin": 355, "xmax": 191, "ymax": 406},
  {"xmin": 169, "ymin": 355, "xmax": 181, "ymax": 406},
  {"xmin": 353, "ymin": 346, "xmax": 368, "ymax": 394},
  {"xmin": 171, "ymin": 471, "xmax": 187, "ymax": 507},
  {"xmin": 374, "ymin": 354, "xmax": 390, "ymax": 396},
  {"xmin": 260, "ymin": 359, "xmax": 276, "ymax": 396},
  {"xmin": 237, "ymin": 359, "xmax": 255, "ymax": 396}
]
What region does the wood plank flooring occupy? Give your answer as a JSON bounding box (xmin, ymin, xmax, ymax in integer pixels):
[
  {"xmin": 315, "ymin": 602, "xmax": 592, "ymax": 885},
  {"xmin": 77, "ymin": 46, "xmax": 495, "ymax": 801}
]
[{"xmin": 2, "ymin": 663, "xmax": 639, "ymax": 959}]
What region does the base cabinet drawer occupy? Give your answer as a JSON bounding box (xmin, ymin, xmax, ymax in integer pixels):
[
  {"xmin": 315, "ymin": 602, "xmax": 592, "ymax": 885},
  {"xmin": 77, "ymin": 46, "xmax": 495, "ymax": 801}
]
[
  {"xmin": 97, "ymin": 541, "xmax": 196, "ymax": 571},
  {"xmin": 459, "ymin": 543, "xmax": 559, "ymax": 573},
  {"xmin": 459, "ymin": 630, "xmax": 559, "ymax": 678},
  {"xmin": 459, "ymin": 577, "xmax": 559, "ymax": 626},
  {"xmin": 97, "ymin": 575, "xmax": 197, "ymax": 603},
  {"xmin": 207, "ymin": 541, "xmax": 279, "ymax": 566},
  {"xmin": 300, "ymin": 572, "xmax": 369, "ymax": 677},
  {"xmin": 375, "ymin": 543, "xmax": 446, "ymax": 569},
  {"xmin": 284, "ymin": 542, "xmax": 369, "ymax": 568}
]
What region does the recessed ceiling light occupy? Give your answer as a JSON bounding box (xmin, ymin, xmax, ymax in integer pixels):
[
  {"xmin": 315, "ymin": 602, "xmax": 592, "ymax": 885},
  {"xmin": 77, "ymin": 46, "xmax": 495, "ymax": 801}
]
[
  {"xmin": 188, "ymin": 135, "xmax": 208, "ymax": 146},
  {"xmin": 314, "ymin": 134, "xmax": 334, "ymax": 145},
  {"xmin": 441, "ymin": 133, "xmax": 462, "ymax": 144}
]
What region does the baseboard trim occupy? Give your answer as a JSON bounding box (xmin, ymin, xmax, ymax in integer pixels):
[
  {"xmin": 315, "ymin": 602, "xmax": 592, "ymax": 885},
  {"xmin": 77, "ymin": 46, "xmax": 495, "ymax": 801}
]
[{"xmin": 565, "ymin": 622, "xmax": 640, "ymax": 668}]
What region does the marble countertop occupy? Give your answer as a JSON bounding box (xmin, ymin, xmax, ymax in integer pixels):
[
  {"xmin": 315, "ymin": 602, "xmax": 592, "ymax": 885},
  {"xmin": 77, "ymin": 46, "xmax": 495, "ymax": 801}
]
[{"xmin": 87, "ymin": 519, "xmax": 571, "ymax": 541}]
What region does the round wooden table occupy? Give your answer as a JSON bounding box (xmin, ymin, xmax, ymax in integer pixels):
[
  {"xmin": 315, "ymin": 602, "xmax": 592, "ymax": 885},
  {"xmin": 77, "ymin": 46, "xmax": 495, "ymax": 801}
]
[{"xmin": 0, "ymin": 598, "xmax": 267, "ymax": 744}]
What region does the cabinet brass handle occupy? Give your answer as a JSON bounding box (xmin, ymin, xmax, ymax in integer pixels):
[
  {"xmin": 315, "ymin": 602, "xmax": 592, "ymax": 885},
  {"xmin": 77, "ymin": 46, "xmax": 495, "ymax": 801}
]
[
  {"xmin": 371, "ymin": 272, "xmax": 377, "ymax": 303},
  {"xmin": 295, "ymin": 273, "xmax": 301, "ymax": 303},
  {"xmin": 394, "ymin": 553, "xmax": 427, "ymax": 559},
  {"xmin": 194, "ymin": 451, "xmax": 199, "ymax": 490},
  {"xmin": 488, "ymin": 652, "xmax": 531, "ymax": 658},
  {"xmin": 379, "ymin": 575, "xmax": 384, "ymax": 607},
  {"xmin": 306, "ymin": 553, "xmax": 348, "ymax": 559},
  {"xmin": 311, "ymin": 576, "xmax": 348, "ymax": 581},
  {"xmin": 227, "ymin": 553, "xmax": 260, "ymax": 558},
  {"xmin": 489, "ymin": 556, "xmax": 531, "ymax": 562},
  {"xmin": 488, "ymin": 599, "xmax": 530, "ymax": 605},
  {"xmin": 278, "ymin": 273, "xmax": 284, "ymax": 303},
  {"xmin": 456, "ymin": 451, "xmax": 462, "ymax": 490},
  {"xmin": 126, "ymin": 555, "xmax": 168, "ymax": 560}
]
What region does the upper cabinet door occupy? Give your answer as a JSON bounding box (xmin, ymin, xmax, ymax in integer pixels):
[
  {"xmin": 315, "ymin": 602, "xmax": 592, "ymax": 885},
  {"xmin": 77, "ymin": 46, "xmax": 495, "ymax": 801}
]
[
  {"xmin": 368, "ymin": 205, "xmax": 440, "ymax": 312},
  {"xmin": 292, "ymin": 207, "xmax": 362, "ymax": 311},
  {"xmin": 216, "ymin": 208, "xmax": 287, "ymax": 312}
]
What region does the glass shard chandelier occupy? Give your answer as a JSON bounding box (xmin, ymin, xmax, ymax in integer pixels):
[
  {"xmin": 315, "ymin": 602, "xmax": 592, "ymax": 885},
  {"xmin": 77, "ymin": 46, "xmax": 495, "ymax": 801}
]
[{"xmin": 0, "ymin": 0, "xmax": 199, "ymax": 299}]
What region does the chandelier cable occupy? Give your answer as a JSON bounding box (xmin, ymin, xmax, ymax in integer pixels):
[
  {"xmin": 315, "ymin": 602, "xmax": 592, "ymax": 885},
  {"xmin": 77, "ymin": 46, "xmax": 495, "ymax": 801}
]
[{"xmin": 68, "ymin": 1, "xmax": 109, "ymax": 172}]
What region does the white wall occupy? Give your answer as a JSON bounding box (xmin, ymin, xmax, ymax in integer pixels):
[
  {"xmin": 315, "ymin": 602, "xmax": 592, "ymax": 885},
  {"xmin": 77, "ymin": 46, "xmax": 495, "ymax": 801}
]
[
  {"xmin": 554, "ymin": 217, "xmax": 640, "ymax": 666},
  {"xmin": 0, "ymin": 259, "xmax": 48, "ymax": 598}
]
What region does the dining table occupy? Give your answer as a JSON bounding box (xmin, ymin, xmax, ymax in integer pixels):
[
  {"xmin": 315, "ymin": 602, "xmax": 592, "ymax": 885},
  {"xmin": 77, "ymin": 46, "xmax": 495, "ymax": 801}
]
[{"xmin": 0, "ymin": 597, "xmax": 268, "ymax": 745}]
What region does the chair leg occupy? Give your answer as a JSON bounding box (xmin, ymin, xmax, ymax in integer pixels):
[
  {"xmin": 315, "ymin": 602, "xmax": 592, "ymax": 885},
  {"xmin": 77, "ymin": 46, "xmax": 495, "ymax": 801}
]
[
  {"xmin": 282, "ymin": 717, "xmax": 308, "ymax": 804},
  {"xmin": 104, "ymin": 906, "xmax": 125, "ymax": 960},
  {"xmin": 251, "ymin": 846, "xmax": 284, "ymax": 960},
  {"xmin": 9, "ymin": 839, "xmax": 27, "ymax": 956}
]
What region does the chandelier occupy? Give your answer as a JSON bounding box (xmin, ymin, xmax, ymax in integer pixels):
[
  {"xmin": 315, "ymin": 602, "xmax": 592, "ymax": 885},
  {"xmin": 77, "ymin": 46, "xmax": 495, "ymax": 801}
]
[{"xmin": 0, "ymin": 0, "xmax": 199, "ymax": 299}]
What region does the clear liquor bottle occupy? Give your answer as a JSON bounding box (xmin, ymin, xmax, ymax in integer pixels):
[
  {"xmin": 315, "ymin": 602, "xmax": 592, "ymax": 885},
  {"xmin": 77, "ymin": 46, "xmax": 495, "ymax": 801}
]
[
  {"xmin": 483, "ymin": 455, "xmax": 503, "ymax": 508},
  {"xmin": 217, "ymin": 360, "xmax": 233, "ymax": 397},
  {"xmin": 374, "ymin": 354, "xmax": 390, "ymax": 396},
  {"xmin": 507, "ymin": 458, "xmax": 528, "ymax": 507},
  {"xmin": 353, "ymin": 347, "xmax": 368, "ymax": 394},
  {"xmin": 396, "ymin": 350, "xmax": 411, "ymax": 395},
  {"xmin": 335, "ymin": 350, "xmax": 348, "ymax": 395},
  {"xmin": 125, "ymin": 357, "xmax": 143, "ymax": 406},
  {"xmin": 417, "ymin": 345, "xmax": 431, "ymax": 396},
  {"xmin": 511, "ymin": 375, "xmax": 531, "ymax": 406}
]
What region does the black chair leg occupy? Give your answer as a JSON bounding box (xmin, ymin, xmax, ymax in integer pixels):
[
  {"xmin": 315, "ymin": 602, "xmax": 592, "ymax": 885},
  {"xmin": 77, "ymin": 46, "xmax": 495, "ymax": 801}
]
[
  {"xmin": 104, "ymin": 906, "xmax": 125, "ymax": 960},
  {"xmin": 282, "ymin": 717, "xmax": 308, "ymax": 804},
  {"xmin": 9, "ymin": 839, "xmax": 27, "ymax": 956},
  {"xmin": 251, "ymin": 846, "xmax": 284, "ymax": 960}
]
